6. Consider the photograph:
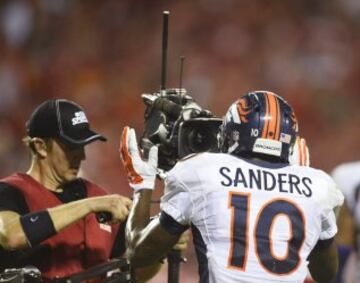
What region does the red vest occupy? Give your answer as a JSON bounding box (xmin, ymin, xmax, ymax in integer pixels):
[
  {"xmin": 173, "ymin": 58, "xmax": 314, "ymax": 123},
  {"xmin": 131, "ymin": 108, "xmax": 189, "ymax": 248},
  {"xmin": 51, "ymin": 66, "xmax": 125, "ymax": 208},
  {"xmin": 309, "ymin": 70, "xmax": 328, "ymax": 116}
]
[{"xmin": 1, "ymin": 173, "xmax": 120, "ymax": 280}]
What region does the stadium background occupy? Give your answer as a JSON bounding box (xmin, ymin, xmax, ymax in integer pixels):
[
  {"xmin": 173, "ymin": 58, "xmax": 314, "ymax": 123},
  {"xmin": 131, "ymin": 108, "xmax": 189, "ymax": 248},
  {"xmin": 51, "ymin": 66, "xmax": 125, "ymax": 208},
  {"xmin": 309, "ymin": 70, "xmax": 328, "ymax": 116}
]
[{"xmin": 0, "ymin": 0, "xmax": 359, "ymax": 282}]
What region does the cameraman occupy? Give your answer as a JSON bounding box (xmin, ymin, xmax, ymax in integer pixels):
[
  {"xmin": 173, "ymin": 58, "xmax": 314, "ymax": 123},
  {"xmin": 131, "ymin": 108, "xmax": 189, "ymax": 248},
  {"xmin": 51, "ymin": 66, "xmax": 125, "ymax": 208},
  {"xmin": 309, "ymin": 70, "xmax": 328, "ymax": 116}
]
[{"xmin": 0, "ymin": 99, "xmax": 138, "ymax": 282}]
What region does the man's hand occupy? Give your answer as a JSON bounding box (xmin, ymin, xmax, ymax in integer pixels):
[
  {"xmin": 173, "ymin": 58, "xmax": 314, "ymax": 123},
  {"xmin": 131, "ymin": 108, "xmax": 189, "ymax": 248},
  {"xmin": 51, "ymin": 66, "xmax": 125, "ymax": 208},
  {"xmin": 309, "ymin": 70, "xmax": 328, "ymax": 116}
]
[
  {"xmin": 120, "ymin": 126, "xmax": 158, "ymax": 190},
  {"xmin": 89, "ymin": 194, "xmax": 132, "ymax": 223}
]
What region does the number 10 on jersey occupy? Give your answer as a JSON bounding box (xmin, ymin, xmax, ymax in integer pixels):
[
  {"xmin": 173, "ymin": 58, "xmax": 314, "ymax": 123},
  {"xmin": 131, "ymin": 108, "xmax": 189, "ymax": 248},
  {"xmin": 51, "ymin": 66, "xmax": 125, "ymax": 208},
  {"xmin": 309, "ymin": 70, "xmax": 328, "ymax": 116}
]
[{"xmin": 227, "ymin": 192, "xmax": 305, "ymax": 275}]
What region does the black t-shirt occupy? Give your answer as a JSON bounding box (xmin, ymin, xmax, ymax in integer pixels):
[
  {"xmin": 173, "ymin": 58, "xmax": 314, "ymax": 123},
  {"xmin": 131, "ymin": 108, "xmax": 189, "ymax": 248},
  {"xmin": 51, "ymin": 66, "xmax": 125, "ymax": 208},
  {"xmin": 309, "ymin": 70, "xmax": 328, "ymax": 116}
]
[{"xmin": 0, "ymin": 180, "xmax": 126, "ymax": 271}]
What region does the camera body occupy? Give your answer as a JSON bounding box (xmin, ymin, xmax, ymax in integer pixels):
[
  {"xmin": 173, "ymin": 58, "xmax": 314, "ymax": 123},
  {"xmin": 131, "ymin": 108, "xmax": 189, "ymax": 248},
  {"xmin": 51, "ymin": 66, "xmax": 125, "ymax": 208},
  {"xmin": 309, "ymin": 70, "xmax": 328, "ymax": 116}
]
[
  {"xmin": 178, "ymin": 118, "xmax": 222, "ymax": 159},
  {"xmin": 141, "ymin": 88, "xmax": 221, "ymax": 171}
]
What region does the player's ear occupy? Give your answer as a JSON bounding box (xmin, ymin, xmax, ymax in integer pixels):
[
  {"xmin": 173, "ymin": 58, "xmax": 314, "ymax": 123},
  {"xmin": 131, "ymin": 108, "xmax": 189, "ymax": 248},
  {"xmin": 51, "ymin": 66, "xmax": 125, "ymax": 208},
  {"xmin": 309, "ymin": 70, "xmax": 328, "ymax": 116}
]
[{"xmin": 31, "ymin": 138, "xmax": 50, "ymax": 158}]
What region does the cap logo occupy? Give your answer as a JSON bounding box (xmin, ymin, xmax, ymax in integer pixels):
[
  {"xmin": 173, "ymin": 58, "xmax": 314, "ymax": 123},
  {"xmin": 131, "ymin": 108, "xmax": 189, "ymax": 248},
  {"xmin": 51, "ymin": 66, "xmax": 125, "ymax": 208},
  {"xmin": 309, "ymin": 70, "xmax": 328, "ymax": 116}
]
[{"xmin": 72, "ymin": 111, "xmax": 88, "ymax": 126}]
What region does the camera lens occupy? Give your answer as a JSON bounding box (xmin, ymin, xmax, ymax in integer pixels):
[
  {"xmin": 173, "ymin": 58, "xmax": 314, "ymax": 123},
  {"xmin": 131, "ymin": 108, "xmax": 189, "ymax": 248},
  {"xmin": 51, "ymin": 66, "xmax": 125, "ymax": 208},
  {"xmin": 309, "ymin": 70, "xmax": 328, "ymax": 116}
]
[{"xmin": 188, "ymin": 127, "xmax": 214, "ymax": 153}]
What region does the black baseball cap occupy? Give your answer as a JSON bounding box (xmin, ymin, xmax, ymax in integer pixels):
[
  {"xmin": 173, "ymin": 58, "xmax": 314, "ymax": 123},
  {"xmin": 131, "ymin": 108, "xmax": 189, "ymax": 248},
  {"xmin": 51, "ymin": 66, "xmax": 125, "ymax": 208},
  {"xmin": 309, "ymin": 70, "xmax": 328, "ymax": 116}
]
[{"xmin": 26, "ymin": 99, "xmax": 107, "ymax": 147}]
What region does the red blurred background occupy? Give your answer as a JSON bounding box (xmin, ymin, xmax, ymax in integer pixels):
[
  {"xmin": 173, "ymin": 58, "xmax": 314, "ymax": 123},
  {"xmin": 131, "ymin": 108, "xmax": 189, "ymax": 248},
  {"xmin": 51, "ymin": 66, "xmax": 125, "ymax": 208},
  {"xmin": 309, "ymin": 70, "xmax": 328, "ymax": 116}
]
[{"xmin": 0, "ymin": 1, "xmax": 359, "ymax": 282}]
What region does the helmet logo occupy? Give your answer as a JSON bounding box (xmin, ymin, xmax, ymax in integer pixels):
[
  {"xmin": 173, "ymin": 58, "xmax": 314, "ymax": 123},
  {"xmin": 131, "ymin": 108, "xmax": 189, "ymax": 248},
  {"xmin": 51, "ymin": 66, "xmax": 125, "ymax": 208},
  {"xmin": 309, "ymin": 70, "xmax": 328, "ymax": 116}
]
[{"xmin": 236, "ymin": 99, "xmax": 251, "ymax": 123}]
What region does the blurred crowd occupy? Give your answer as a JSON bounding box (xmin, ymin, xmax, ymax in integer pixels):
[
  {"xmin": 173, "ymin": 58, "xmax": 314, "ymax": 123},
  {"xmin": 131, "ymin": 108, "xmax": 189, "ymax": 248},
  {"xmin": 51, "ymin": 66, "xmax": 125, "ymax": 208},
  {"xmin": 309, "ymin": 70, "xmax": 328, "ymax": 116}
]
[{"xmin": 0, "ymin": 0, "xmax": 359, "ymax": 282}]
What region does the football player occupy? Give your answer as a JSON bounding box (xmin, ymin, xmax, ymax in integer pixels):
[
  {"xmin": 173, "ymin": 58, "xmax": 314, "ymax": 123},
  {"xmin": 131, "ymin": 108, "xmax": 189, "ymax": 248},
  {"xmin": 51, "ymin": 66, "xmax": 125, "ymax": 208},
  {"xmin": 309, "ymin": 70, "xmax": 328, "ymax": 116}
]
[
  {"xmin": 120, "ymin": 91, "xmax": 343, "ymax": 283},
  {"xmin": 331, "ymin": 161, "xmax": 360, "ymax": 283}
]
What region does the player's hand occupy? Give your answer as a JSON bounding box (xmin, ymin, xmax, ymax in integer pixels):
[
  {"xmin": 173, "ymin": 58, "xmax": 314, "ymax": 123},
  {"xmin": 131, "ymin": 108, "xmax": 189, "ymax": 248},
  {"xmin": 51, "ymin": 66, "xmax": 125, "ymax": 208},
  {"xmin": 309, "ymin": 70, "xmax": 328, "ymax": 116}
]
[
  {"xmin": 91, "ymin": 194, "xmax": 132, "ymax": 223},
  {"xmin": 119, "ymin": 126, "xmax": 158, "ymax": 190},
  {"xmin": 173, "ymin": 230, "xmax": 190, "ymax": 251},
  {"xmin": 289, "ymin": 137, "xmax": 310, "ymax": 166}
]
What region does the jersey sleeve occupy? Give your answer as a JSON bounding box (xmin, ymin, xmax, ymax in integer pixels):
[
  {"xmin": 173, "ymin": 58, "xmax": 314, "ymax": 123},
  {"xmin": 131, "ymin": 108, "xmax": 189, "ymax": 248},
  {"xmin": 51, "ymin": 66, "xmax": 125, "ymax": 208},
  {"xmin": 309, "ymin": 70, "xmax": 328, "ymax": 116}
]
[
  {"xmin": 160, "ymin": 170, "xmax": 192, "ymax": 226},
  {"xmin": 318, "ymin": 174, "xmax": 344, "ymax": 240}
]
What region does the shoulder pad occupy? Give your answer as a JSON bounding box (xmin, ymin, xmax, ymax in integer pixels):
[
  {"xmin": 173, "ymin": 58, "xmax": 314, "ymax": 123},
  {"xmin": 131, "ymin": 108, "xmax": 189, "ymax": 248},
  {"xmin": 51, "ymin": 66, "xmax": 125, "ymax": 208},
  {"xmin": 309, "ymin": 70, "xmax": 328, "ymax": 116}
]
[{"xmin": 178, "ymin": 152, "xmax": 202, "ymax": 162}]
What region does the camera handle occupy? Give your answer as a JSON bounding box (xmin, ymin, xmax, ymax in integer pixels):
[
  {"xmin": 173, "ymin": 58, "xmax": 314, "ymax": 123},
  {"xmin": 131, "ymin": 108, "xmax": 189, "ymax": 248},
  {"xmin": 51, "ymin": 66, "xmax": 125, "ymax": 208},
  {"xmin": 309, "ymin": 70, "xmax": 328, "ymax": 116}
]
[{"xmin": 167, "ymin": 250, "xmax": 186, "ymax": 283}]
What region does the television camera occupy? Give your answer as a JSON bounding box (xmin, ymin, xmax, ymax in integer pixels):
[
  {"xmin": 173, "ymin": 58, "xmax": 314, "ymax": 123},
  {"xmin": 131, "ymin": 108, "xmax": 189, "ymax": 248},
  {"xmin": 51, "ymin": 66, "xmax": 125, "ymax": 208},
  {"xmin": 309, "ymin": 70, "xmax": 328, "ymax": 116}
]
[{"xmin": 140, "ymin": 88, "xmax": 222, "ymax": 171}]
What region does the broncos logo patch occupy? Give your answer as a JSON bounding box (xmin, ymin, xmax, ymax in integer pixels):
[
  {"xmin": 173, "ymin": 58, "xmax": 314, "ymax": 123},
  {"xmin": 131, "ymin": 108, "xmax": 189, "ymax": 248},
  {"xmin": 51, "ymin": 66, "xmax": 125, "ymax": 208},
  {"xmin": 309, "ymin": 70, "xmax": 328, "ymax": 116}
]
[{"xmin": 236, "ymin": 98, "xmax": 252, "ymax": 123}]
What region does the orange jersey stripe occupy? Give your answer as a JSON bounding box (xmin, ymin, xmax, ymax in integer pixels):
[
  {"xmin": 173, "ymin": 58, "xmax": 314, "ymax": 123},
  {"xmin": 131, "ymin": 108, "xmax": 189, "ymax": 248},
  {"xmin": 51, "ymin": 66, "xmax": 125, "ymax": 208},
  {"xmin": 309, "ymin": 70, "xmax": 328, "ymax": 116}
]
[{"xmin": 120, "ymin": 127, "xmax": 143, "ymax": 184}]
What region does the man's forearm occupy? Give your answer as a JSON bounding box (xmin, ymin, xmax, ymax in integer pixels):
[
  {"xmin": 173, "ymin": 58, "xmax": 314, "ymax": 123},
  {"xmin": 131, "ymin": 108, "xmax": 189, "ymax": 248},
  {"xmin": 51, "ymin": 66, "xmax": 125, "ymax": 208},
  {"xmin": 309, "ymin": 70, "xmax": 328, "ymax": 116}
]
[
  {"xmin": 0, "ymin": 199, "xmax": 93, "ymax": 251},
  {"xmin": 48, "ymin": 198, "xmax": 94, "ymax": 232},
  {"xmin": 1, "ymin": 194, "xmax": 130, "ymax": 250},
  {"xmin": 125, "ymin": 189, "xmax": 181, "ymax": 267},
  {"xmin": 0, "ymin": 211, "xmax": 29, "ymax": 249},
  {"xmin": 126, "ymin": 190, "xmax": 152, "ymax": 247}
]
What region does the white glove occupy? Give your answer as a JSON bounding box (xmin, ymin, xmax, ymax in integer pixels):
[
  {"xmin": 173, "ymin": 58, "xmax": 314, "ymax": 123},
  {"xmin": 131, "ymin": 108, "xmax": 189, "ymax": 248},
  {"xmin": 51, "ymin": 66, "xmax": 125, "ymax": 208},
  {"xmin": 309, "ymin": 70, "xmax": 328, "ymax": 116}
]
[
  {"xmin": 119, "ymin": 126, "xmax": 158, "ymax": 190},
  {"xmin": 289, "ymin": 137, "xmax": 310, "ymax": 166}
]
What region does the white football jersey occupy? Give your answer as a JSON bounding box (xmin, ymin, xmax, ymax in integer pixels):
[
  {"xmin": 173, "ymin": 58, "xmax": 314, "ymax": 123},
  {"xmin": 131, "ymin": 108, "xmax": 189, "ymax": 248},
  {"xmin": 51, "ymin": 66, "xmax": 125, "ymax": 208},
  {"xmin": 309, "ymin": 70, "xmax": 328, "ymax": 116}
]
[{"xmin": 161, "ymin": 153, "xmax": 344, "ymax": 283}]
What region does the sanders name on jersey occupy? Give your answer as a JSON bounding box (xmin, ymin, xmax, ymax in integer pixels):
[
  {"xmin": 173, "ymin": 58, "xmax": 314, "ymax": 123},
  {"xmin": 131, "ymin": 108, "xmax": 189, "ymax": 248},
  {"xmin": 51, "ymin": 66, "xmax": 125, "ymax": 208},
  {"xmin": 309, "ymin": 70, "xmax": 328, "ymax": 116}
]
[{"xmin": 219, "ymin": 167, "xmax": 313, "ymax": 197}]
